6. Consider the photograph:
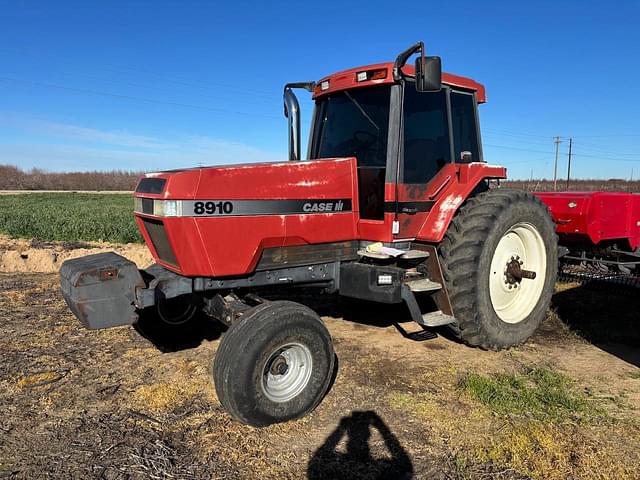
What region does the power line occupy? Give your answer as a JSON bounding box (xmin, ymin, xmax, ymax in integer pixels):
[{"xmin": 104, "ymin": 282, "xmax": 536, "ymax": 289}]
[
  {"xmin": 483, "ymin": 128, "xmax": 553, "ymax": 139},
  {"xmin": 483, "ymin": 143, "xmax": 554, "ymax": 155},
  {"xmin": 570, "ymin": 152, "xmax": 640, "ymax": 162},
  {"xmin": 483, "ymin": 133, "xmax": 552, "ymax": 147},
  {"xmin": 572, "ymin": 133, "xmax": 640, "ymax": 138},
  {"xmin": 562, "ymin": 139, "xmax": 640, "ymax": 157},
  {"xmin": 0, "ymin": 76, "xmax": 282, "ymax": 119},
  {"xmin": 0, "ymin": 46, "xmax": 276, "ymax": 100},
  {"xmin": 35, "ymin": 69, "xmax": 278, "ymax": 107},
  {"xmin": 482, "ymin": 141, "xmax": 640, "ymax": 162}
]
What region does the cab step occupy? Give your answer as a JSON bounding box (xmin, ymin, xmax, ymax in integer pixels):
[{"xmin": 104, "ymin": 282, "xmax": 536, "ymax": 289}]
[
  {"xmin": 405, "ymin": 278, "xmax": 442, "ymax": 292},
  {"xmin": 400, "ymin": 284, "xmax": 456, "ymax": 329},
  {"xmin": 417, "ymin": 310, "xmax": 456, "ymax": 328}
]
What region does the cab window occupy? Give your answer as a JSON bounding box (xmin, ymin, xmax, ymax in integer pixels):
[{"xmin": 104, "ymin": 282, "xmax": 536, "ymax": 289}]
[
  {"xmin": 402, "ymin": 86, "xmax": 451, "ymax": 184},
  {"xmin": 450, "ymin": 91, "xmax": 480, "ymax": 163}
]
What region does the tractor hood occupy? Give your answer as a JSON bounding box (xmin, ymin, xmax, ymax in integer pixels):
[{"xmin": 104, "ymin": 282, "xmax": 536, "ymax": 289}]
[
  {"xmin": 135, "ymin": 157, "xmax": 357, "ymax": 203},
  {"xmin": 133, "ymin": 158, "xmax": 360, "ymax": 277}
]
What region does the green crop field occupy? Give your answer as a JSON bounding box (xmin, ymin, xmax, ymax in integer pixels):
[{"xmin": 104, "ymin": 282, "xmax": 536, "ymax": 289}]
[{"xmin": 0, "ymin": 193, "xmax": 142, "ymax": 244}]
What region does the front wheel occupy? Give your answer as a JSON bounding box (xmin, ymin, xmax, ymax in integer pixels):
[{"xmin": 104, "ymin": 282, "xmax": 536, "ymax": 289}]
[
  {"xmin": 213, "ymin": 301, "xmax": 335, "ymax": 427},
  {"xmin": 439, "ymin": 189, "xmax": 557, "ymax": 350}
]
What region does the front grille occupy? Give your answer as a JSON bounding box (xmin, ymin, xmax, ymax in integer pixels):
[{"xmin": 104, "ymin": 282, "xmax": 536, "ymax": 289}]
[
  {"xmin": 136, "ymin": 178, "xmax": 166, "ymax": 194},
  {"xmin": 141, "ymin": 218, "xmax": 178, "ymax": 267}
]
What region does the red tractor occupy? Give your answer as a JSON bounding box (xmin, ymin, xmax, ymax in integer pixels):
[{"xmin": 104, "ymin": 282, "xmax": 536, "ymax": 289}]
[{"xmin": 61, "ymin": 42, "xmax": 561, "ymax": 427}]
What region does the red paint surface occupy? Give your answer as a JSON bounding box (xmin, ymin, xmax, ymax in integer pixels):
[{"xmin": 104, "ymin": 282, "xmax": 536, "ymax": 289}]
[
  {"xmin": 313, "ymin": 62, "xmax": 486, "ymax": 103},
  {"xmin": 535, "ymin": 191, "xmax": 640, "ymax": 250},
  {"xmin": 397, "ymin": 163, "xmax": 507, "ymax": 242}
]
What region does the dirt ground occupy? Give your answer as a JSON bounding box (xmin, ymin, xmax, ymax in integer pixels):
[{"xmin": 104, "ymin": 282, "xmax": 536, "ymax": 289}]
[
  {"xmin": 0, "ymin": 259, "xmax": 639, "ymax": 478},
  {"xmin": 0, "ymin": 235, "xmax": 152, "ymax": 273}
]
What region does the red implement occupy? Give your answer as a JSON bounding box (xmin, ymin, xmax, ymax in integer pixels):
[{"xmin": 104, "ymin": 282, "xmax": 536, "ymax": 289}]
[{"xmin": 534, "ymin": 191, "xmax": 640, "ymax": 250}]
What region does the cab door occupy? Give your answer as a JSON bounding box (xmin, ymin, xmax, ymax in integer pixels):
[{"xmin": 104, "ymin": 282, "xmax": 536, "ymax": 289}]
[
  {"xmin": 395, "ymin": 85, "xmax": 452, "ymax": 240},
  {"xmin": 395, "ymin": 85, "xmax": 482, "ymax": 240}
]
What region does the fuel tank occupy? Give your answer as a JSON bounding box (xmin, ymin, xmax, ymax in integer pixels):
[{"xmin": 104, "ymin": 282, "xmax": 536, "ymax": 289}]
[{"xmin": 133, "ymin": 158, "xmax": 360, "ymax": 277}]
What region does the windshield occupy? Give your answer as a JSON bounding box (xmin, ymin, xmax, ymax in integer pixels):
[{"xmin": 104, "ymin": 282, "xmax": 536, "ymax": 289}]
[{"xmin": 311, "ymin": 86, "xmax": 391, "ymax": 167}]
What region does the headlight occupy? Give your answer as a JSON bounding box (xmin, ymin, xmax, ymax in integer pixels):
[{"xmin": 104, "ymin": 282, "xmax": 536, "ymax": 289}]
[
  {"xmin": 135, "ymin": 198, "xmax": 181, "ymax": 217},
  {"xmin": 154, "ymin": 200, "xmax": 180, "ymax": 217}
]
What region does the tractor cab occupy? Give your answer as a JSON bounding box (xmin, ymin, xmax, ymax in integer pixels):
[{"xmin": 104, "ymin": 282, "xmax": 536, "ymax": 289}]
[{"xmin": 285, "ymin": 42, "xmax": 488, "ymax": 241}]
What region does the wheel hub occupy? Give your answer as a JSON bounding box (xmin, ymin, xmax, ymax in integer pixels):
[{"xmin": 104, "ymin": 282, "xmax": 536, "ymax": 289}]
[
  {"xmin": 269, "ymin": 355, "xmax": 289, "ymax": 375},
  {"xmin": 504, "ymin": 255, "xmax": 537, "ymax": 287}
]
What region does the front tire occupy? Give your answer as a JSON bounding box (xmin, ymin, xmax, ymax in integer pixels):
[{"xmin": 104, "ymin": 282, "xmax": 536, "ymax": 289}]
[
  {"xmin": 439, "ymin": 189, "xmax": 557, "ymax": 350},
  {"xmin": 213, "ymin": 301, "xmax": 335, "ymax": 427}
]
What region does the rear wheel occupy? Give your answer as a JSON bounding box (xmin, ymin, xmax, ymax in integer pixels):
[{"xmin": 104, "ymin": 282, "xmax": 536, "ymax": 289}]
[
  {"xmin": 213, "ymin": 301, "xmax": 335, "ymax": 427},
  {"xmin": 439, "ymin": 189, "xmax": 557, "ymax": 349}
]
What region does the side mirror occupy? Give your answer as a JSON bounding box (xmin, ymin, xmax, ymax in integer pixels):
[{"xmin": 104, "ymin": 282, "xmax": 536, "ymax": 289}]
[{"xmin": 415, "ymin": 56, "xmax": 442, "ymax": 92}]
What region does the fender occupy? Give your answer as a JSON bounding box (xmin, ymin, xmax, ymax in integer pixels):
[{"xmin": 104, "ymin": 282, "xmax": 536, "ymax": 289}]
[{"xmin": 415, "ymin": 163, "xmax": 507, "ymax": 242}]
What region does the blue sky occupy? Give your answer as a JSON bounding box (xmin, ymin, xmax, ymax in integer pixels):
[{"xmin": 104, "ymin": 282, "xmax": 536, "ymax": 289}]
[{"xmin": 0, "ymin": 0, "xmax": 638, "ymax": 179}]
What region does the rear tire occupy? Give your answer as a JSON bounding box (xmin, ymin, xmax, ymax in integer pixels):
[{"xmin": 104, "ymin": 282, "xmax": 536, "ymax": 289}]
[
  {"xmin": 213, "ymin": 301, "xmax": 335, "ymax": 427},
  {"xmin": 439, "ymin": 189, "xmax": 557, "ymax": 350}
]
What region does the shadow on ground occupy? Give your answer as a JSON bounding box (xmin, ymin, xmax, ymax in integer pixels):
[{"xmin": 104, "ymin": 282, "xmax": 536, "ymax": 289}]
[
  {"xmin": 552, "ymin": 282, "xmax": 640, "ymax": 367},
  {"xmin": 307, "ymin": 410, "xmax": 413, "ymax": 480},
  {"xmin": 134, "ymin": 310, "xmax": 225, "ymax": 353},
  {"xmin": 132, "ymin": 281, "xmax": 640, "ymax": 368},
  {"xmin": 264, "ymin": 290, "xmax": 450, "ymax": 343}
]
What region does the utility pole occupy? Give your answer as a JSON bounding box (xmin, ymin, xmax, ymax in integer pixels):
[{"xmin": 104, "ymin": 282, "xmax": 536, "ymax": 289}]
[
  {"xmin": 566, "ymin": 138, "xmax": 573, "ymax": 190},
  {"xmin": 553, "ymin": 136, "xmax": 561, "ymax": 191}
]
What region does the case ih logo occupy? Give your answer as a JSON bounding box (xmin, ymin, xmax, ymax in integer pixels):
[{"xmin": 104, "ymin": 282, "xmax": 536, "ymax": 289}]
[
  {"xmin": 303, "ymin": 200, "xmax": 346, "ymax": 213},
  {"xmin": 144, "ymin": 198, "xmax": 354, "ymax": 217}
]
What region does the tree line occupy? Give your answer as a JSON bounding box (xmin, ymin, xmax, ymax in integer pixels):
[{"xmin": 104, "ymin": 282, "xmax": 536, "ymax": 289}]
[{"xmin": 0, "ymin": 165, "xmax": 142, "ymax": 191}]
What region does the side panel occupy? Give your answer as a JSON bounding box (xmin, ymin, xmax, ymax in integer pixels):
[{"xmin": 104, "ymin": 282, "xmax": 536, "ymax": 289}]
[
  {"xmin": 535, "ymin": 192, "xmax": 640, "ymax": 250},
  {"xmin": 135, "ymin": 158, "xmax": 360, "ymax": 277},
  {"xmin": 632, "ymin": 195, "xmax": 640, "ymax": 250}
]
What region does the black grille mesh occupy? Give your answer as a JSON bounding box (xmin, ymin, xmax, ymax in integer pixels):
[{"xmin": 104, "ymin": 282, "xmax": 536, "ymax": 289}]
[{"xmin": 141, "ymin": 219, "xmax": 178, "ymax": 266}]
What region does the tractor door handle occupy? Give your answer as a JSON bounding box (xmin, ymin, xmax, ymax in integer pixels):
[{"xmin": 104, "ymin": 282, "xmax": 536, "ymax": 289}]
[{"xmin": 401, "ymin": 207, "xmax": 418, "ymax": 215}]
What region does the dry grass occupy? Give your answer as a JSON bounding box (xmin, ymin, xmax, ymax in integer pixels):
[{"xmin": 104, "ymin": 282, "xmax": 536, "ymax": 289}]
[
  {"xmin": 387, "ymin": 366, "xmax": 640, "ymax": 480},
  {"xmin": 15, "ymin": 371, "xmax": 62, "ymax": 389},
  {"xmin": 476, "ymin": 422, "xmax": 637, "ymax": 480},
  {"xmin": 130, "ymin": 382, "xmax": 202, "ymax": 413}
]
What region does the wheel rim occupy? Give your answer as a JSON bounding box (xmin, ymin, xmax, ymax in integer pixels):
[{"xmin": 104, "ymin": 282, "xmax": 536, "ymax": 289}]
[
  {"xmin": 261, "ymin": 343, "xmax": 313, "ymax": 403},
  {"xmin": 489, "ymin": 222, "xmax": 547, "ymax": 324}
]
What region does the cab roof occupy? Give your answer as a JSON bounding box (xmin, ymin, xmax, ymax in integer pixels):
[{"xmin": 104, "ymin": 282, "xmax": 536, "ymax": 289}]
[{"xmin": 313, "ymin": 62, "xmax": 486, "ymax": 103}]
